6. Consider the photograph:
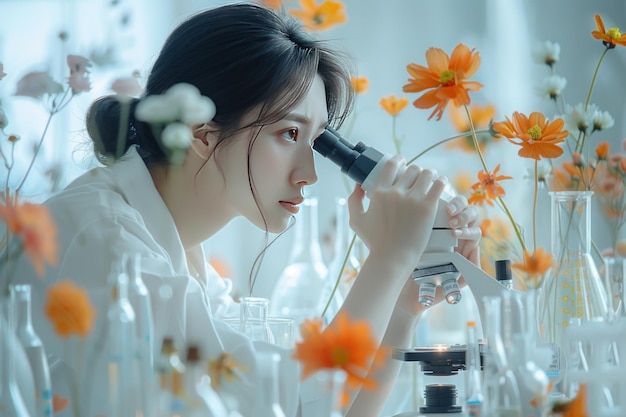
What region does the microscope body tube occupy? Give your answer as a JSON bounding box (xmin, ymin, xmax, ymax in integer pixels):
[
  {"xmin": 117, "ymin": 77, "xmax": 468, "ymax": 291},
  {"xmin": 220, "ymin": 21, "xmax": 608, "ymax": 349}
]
[{"xmin": 313, "ymin": 128, "xmax": 462, "ymax": 306}]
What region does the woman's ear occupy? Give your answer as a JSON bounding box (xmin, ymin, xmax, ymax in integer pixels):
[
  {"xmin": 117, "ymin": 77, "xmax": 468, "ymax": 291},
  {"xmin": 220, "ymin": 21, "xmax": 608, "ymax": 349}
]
[{"xmin": 190, "ymin": 123, "xmax": 217, "ymax": 160}]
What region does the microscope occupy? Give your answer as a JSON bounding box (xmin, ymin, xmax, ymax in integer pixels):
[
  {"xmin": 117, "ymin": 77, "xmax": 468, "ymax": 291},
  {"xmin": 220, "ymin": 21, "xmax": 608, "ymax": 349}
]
[{"xmin": 313, "ymin": 127, "xmax": 555, "ymax": 417}]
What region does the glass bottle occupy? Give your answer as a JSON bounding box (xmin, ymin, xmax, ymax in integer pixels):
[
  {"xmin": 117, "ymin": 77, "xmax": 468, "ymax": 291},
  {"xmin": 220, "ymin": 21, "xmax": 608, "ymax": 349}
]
[
  {"xmin": 107, "ymin": 264, "xmax": 139, "ymax": 417},
  {"xmin": 181, "ymin": 345, "xmax": 228, "ymax": 417},
  {"xmin": 0, "ymin": 291, "xmax": 32, "ymax": 417},
  {"xmin": 12, "ymin": 285, "xmax": 52, "ymax": 417},
  {"xmin": 464, "ymin": 320, "xmax": 484, "ymax": 417},
  {"xmin": 156, "ymin": 336, "xmax": 186, "ymax": 415},
  {"xmin": 125, "ymin": 253, "xmax": 156, "ymax": 417},
  {"xmin": 303, "ymin": 369, "xmax": 347, "ymax": 417},
  {"xmin": 239, "ymin": 296, "xmax": 275, "ymax": 344},
  {"xmin": 270, "ymin": 197, "xmax": 328, "ymax": 331},
  {"xmin": 538, "ymin": 191, "xmax": 608, "ymax": 351},
  {"xmin": 256, "ymin": 352, "xmax": 286, "ymax": 417},
  {"xmin": 482, "ymin": 296, "xmax": 522, "ymax": 417},
  {"xmin": 319, "ymin": 197, "xmax": 361, "ymax": 325}
]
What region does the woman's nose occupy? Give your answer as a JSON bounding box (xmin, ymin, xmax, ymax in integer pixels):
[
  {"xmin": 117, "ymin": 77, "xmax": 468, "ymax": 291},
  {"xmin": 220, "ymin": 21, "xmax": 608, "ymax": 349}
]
[{"xmin": 293, "ymin": 146, "xmax": 318, "ymax": 185}]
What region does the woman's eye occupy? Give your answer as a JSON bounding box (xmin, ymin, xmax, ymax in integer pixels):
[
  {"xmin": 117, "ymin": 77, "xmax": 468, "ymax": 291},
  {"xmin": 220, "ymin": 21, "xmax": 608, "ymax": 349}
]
[{"xmin": 281, "ymin": 128, "xmax": 299, "ymax": 143}]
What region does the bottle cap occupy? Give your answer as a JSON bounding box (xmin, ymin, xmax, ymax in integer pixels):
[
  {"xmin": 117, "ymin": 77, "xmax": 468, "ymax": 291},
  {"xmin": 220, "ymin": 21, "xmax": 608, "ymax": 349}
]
[{"xmin": 495, "ymin": 259, "xmax": 512, "ymax": 281}]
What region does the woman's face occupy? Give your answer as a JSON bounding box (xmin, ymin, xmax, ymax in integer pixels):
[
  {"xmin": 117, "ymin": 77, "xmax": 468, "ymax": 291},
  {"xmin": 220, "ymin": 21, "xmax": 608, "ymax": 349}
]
[{"xmin": 218, "ymin": 75, "xmax": 329, "ymax": 233}]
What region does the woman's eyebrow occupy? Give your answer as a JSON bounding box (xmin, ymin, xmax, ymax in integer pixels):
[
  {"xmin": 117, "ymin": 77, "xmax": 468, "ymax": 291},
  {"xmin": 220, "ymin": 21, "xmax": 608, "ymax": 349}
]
[{"xmin": 284, "ymin": 112, "xmax": 328, "ymax": 131}]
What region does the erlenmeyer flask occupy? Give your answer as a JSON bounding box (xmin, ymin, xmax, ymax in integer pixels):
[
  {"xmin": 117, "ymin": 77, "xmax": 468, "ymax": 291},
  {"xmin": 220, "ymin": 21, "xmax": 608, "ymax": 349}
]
[
  {"xmin": 538, "ymin": 191, "xmax": 608, "ymax": 351},
  {"xmin": 270, "ymin": 197, "xmax": 328, "ymax": 331}
]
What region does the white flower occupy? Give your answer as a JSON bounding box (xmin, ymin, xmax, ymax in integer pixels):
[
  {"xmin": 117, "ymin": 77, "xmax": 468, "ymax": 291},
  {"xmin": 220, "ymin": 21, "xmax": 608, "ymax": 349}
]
[
  {"xmin": 562, "ymin": 103, "xmax": 597, "ymax": 135},
  {"xmin": 161, "ymin": 122, "xmax": 192, "ymax": 149},
  {"xmin": 533, "ymin": 41, "xmax": 560, "ymax": 66},
  {"xmin": 591, "ymin": 109, "xmax": 614, "ymax": 132},
  {"xmin": 537, "ymin": 75, "xmax": 567, "ymax": 100},
  {"xmin": 135, "ymin": 82, "xmax": 215, "ymax": 125},
  {"xmin": 135, "ymin": 94, "xmax": 179, "ymax": 123},
  {"xmin": 523, "ymin": 160, "xmax": 553, "ymax": 186}
]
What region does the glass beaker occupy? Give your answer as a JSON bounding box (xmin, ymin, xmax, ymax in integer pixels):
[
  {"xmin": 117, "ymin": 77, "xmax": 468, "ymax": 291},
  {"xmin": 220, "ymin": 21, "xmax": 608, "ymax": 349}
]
[
  {"xmin": 240, "ymin": 297, "xmax": 275, "ymax": 344},
  {"xmin": 538, "ymin": 191, "xmax": 608, "ymax": 349}
]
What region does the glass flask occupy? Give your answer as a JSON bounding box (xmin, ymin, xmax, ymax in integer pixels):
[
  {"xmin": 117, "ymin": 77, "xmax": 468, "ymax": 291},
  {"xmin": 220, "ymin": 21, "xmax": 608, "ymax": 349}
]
[
  {"xmin": 538, "ymin": 191, "xmax": 608, "ymax": 350},
  {"xmin": 181, "ymin": 345, "xmax": 228, "ymax": 417},
  {"xmin": 156, "ymin": 337, "xmax": 186, "ymax": 415},
  {"xmin": 303, "ymin": 369, "xmax": 347, "ymax": 417},
  {"xmin": 240, "ymin": 296, "xmax": 275, "ymax": 344},
  {"xmin": 482, "ymin": 296, "xmax": 522, "ymax": 417},
  {"xmin": 0, "ymin": 291, "xmax": 32, "ymax": 417},
  {"xmin": 602, "ymin": 256, "xmax": 625, "ymax": 318},
  {"xmin": 464, "ymin": 320, "xmax": 484, "ymax": 417},
  {"xmin": 106, "ymin": 264, "xmax": 139, "ymax": 417},
  {"xmin": 12, "ymin": 285, "xmax": 52, "ymax": 417},
  {"xmin": 270, "ymin": 197, "xmax": 328, "ymax": 331},
  {"xmin": 256, "ymin": 352, "xmax": 287, "ymax": 417},
  {"xmin": 319, "ymin": 196, "xmax": 361, "ymax": 325}
]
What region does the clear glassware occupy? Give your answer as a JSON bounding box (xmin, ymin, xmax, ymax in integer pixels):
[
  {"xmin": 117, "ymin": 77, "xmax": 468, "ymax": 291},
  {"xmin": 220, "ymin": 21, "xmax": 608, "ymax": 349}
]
[
  {"xmin": 181, "ymin": 345, "xmax": 228, "ymax": 417},
  {"xmin": 156, "ymin": 336, "xmax": 186, "ymax": 416},
  {"xmin": 12, "ymin": 284, "xmax": 52, "ymax": 417},
  {"xmin": 0, "ymin": 291, "xmax": 32, "ymax": 417},
  {"xmin": 482, "ymin": 296, "xmax": 522, "ymax": 417},
  {"xmin": 240, "ymin": 296, "xmax": 275, "ymax": 344},
  {"xmin": 464, "ymin": 320, "xmax": 484, "ymax": 417},
  {"xmin": 319, "ymin": 197, "xmax": 361, "ymax": 325},
  {"xmin": 106, "ymin": 264, "xmax": 139, "ymax": 417},
  {"xmin": 602, "ymin": 256, "xmax": 625, "ymax": 318},
  {"xmin": 256, "ymin": 352, "xmax": 286, "ymax": 417},
  {"xmin": 538, "ymin": 191, "xmax": 609, "ymax": 351},
  {"xmin": 270, "ymin": 197, "xmax": 328, "ymax": 331},
  {"xmin": 303, "ymin": 369, "xmax": 347, "ymax": 417},
  {"xmin": 125, "ymin": 253, "xmax": 156, "ymax": 417}
]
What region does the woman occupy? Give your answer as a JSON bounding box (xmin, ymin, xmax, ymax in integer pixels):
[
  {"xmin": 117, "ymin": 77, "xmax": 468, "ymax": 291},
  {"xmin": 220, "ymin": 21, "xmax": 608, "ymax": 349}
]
[{"xmin": 13, "ymin": 3, "xmax": 480, "ymax": 416}]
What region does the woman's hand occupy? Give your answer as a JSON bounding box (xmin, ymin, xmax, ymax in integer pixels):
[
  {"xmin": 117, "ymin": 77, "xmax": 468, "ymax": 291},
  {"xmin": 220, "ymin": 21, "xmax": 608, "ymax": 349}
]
[
  {"xmin": 347, "ymin": 156, "xmax": 448, "ymax": 272},
  {"xmin": 394, "ymin": 194, "xmax": 482, "ymax": 317}
]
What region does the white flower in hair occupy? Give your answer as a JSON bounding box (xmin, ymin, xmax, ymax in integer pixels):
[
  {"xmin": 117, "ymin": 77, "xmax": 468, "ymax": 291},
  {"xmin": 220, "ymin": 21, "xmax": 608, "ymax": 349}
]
[
  {"xmin": 135, "ymin": 82, "xmax": 215, "ymax": 125},
  {"xmin": 161, "ymin": 122, "xmax": 193, "ymax": 149}
]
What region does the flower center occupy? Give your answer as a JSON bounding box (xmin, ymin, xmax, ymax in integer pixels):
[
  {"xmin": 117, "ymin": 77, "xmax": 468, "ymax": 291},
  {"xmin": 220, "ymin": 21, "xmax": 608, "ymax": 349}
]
[
  {"xmin": 330, "ymin": 347, "xmax": 350, "ymax": 366},
  {"xmin": 439, "ymin": 70, "xmax": 455, "ymax": 86},
  {"xmin": 527, "ymin": 125, "xmax": 543, "ymax": 140},
  {"xmin": 607, "ymin": 27, "xmax": 622, "ymax": 40},
  {"xmin": 313, "ymin": 14, "xmax": 325, "ymax": 25}
]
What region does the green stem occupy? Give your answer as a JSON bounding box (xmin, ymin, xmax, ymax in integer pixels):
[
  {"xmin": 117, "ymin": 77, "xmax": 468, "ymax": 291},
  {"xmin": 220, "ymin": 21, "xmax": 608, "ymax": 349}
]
[
  {"xmin": 321, "ymin": 231, "xmax": 357, "ymax": 319},
  {"xmin": 15, "ymin": 111, "xmax": 55, "ymax": 194},
  {"xmin": 533, "ymin": 161, "xmax": 538, "ymax": 252},
  {"xmin": 405, "ymin": 128, "xmax": 491, "ymax": 165},
  {"xmin": 578, "ymin": 47, "xmax": 609, "ymax": 155},
  {"xmin": 392, "ymin": 116, "xmax": 402, "ymax": 155},
  {"xmin": 464, "ymin": 106, "xmax": 489, "ymax": 172}
]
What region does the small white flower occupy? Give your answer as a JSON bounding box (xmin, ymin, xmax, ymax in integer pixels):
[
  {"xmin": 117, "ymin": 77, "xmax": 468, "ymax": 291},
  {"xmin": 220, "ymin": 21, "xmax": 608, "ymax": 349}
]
[
  {"xmin": 562, "ymin": 103, "xmax": 596, "ymax": 135},
  {"xmin": 135, "ymin": 94, "xmax": 179, "ymax": 123},
  {"xmin": 14, "ymin": 71, "xmax": 64, "ymax": 99},
  {"xmin": 591, "ymin": 109, "xmax": 614, "ymax": 132},
  {"xmin": 522, "ymin": 160, "xmax": 552, "ymax": 183},
  {"xmin": 135, "ymin": 82, "xmax": 215, "ymax": 125},
  {"xmin": 537, "ymin": 75, "xmax": 567, "ymax": 100},
  {"xmin": 161, "ymin": 122, "xmax": 192, "ymax": 149},
  {"xmin": 533, "ymin": 41, "xmax": 560, "ymax": 66}
]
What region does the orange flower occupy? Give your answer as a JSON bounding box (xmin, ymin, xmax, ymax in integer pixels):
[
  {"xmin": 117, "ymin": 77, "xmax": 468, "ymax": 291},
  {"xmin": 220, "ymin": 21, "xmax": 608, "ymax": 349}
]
[
  {"xmin": 468, "ymin": 188, "xmax": 492, "ymax": 207},
  {"xmin": 293, "ymin": 312, "xmax": 389, "ymax": 405},
  {"xmin": 448, "ymin": 103, "xmax": 499, "ymax": 153},
  {"xmin": 402, "ymin": 43, "xmax": 483, "ymax": 121},
  {"xmin": 595, "ymin": 141, "xmax": 609, "ymax": 160},
  {"xmin": 0, "ymin": 198, "xmax": 58, "ymax": 276},
  {"xmin": 52, "ymin": 394, "xmax": 69, "ymax": 413},
  {"xmin": 591, "ymin": 14, "xmax": 626, "ymax": 48},
  {"xmin": 350, "ymin": 76, "xmax": 369, "ymax": 94},
  {"xmin": 493, "ymin": 111, "xmax": 568, "ymax": 160},
  {"xmin": 289, "ymin": 0, "xmax": 347, "ymax": 32},
  {"xmin": 44, "ymin": 280, "xmax": 96, "ymax": 338},
  {"xmin": 552, "ymin": 383, "xmax": 588, "ymax": 417},
  {"xmin": 379, "ymin": 95, "xmax": 408, "ymax": 116},
  {"xmin": 471, "ymin": 164, "xmax": 513, "ymax": 201},
  {"xmin": 511, "ymin": 248, "xmax": 554, "ymax": 289}
]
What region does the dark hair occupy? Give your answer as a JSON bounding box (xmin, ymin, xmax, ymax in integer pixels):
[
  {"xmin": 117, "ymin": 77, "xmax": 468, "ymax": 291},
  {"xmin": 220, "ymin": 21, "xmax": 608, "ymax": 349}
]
[{"xmin": 87, "ymin": 2, "xmax": 354, "ymax": 165}]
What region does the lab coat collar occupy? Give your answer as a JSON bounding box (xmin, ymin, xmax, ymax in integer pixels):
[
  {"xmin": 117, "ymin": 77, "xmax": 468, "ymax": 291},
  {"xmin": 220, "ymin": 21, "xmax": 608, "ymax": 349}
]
[{"xmin": 109, "ymin": 146, "xmax": 189, "ymax": 275}]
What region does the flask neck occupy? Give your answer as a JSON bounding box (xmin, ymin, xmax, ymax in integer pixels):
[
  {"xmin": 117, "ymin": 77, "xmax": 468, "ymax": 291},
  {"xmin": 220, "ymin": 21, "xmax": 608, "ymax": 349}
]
[
  {"xmin": 240, "ymin": 297, "xmax": 270, "ymax": 323},
  {"xmin": 550, "ymin": 191, "xmax": 593, "ymax": 255},
  {"xmin": 12, "ymin": 285, "xmax": 34, "ymax": 333}
]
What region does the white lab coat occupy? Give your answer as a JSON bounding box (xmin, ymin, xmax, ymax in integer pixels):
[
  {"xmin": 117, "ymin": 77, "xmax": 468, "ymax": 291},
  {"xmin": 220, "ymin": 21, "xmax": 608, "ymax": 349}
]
[{"xmin": 9, "ymin": 146, "xmax": 303, "ymax": 417}]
